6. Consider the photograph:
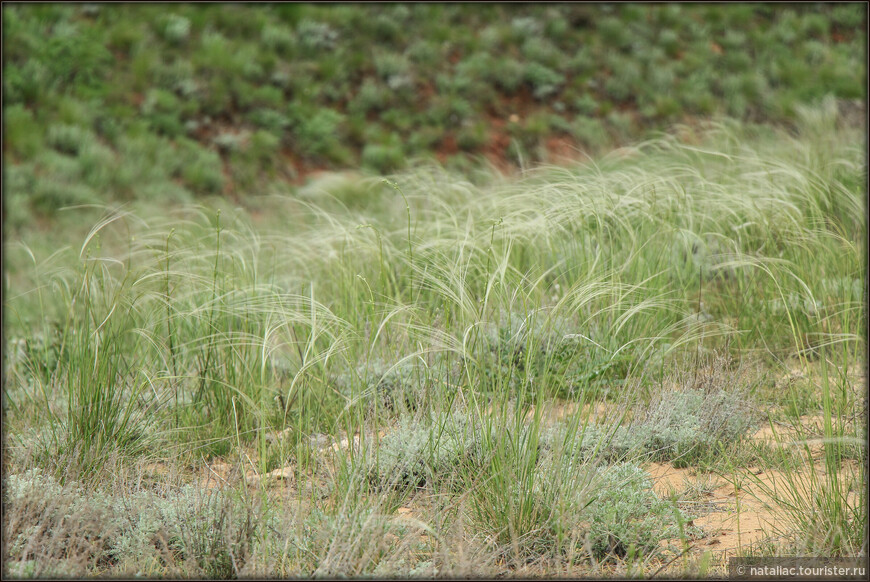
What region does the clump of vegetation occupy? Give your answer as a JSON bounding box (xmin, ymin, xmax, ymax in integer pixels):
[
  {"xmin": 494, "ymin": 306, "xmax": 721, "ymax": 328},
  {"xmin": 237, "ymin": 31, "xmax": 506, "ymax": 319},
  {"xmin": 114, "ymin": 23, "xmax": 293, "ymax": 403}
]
[
  {"xmin": 543, "ymin": 355, "xmax": 760, "ymax": 466},
  {"xmin": 471, "ymin": 431, "xmax": 702, "ymax": 564},
  {"xmin": 630, "ymin": 386, "xmax": 757, "ymax": 467},
  {"xmin": 5, "ymin": 470, "xmax": 260, "ymax": 578},
  {"xmin": 363, "ymin": 411, "xmax": 482, "ymax": 491},
  {"xmin": 337, "ymin": 357, "xmax": 434, "ymax": 416},
  {"xmin": 582, "ymin": 463, "xmax": 703, "ymax": 560},
  {"xmin": 473, "ymin": 311, "xmax": 635, "ymax": 400}
]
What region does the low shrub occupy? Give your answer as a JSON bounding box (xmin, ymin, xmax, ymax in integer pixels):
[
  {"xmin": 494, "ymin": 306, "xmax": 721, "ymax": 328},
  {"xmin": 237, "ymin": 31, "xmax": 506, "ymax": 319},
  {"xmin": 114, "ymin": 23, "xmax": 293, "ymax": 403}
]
[
  {"xmin": 179, "ymin": 144, "xmax": 225, "ymax": 195},
  {"xmin": 524, "ymin": 62, "xmax": 565, "ymax": 101},
  {"xmin": 159, "ymin": 13, "xmax": 191, "ymax": 45},
  {"xmin": 547, "ymin": 356, "xmax": 759, "ymax": 466},
  {"xmin": 46, "ymin": 124, "xmax": 93, "ymax": 156},
  {"xmin": 5, "ymin": 470, "xmax": 260, "ymax": 578},
  {"xmin": 361, "ymin": 138, "xmax": 405, "ymax": 174},
  {"xmin": 4, "ymin": 104, "xmax": 44, "ymax": 158},
  {"xmin": 583, "ymin": 463, "xmax": 701, "ymax": 560},
  {"xmin": 363, "ymin": 411, "xmax": 482, "ymax": 491}
]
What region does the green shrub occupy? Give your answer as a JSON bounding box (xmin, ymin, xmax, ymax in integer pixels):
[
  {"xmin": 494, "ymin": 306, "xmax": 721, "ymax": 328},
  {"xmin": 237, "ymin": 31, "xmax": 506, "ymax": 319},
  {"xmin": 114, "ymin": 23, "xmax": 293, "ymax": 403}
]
[
  {"xmin": 381, "ymin": 109, "xmax": 415, "ymax": 133},
  {"xmin": 478, "ymin": 24, "xmax": 504, "ymax": 51},
  {"xmin": 571, "ymin": 117, "xmax": 609, "ymax": 149},
  {"xmin": 361, "ymin": 137, "xmax": 405, "ymax": 174},
  {"xmin": 471, "ymin": 311, "xmax": 624, "ymax": 398},
  {"xmin": 212, "ymin": 131, "xmax": 249, "ymax": 154},
  {"xmin": 406, "ymin": 39, "xmax": 440, "ymax": 67},
  {"xmin": 248, "ymin": 84, "xmax": 285, "ymax": 109},
  {"xmin": 248, "ymin": 129, "xmax": 281, "ymax": 168},
  {"xmin": 42, "ymin": 24, "xmax": 113, "ymax": 91},
  {"xmin": 3, "ymin": 61, "xmax": 51, "ymax": 105},
  {"xmin": 583, "ymin": 463, "xmax": 699, "ymax": 560},
  {"xmin": 372, "ymin": 12, "xmax": 403, "ymax": 43},
  {"xmin": 652, "ymin": 95, "xmax": 681, "ymax": 119},
  {"xmin": 2, "ymin": 165, "xmax": 37, "ymax": 227},
  {"xmin": 658, "ymin": 28, "xmax": 681, "ymax": 57},
  {"xmin": 509, "ymin": 15, "xmax": 542, "ymax": 40},
  {"xmin": 492, "ymin": 58, "xmax": 525, "ymax": 94},
  {"xmin": 46, "ymin": 124, "xmax": 93, "ymax": 156},
  {"xmin": 801, "ymin": 13, "xmax": 831, "ymax": 38},
  {"xmin": 455, "ymin": 53, "xmax": 494, "ymax": 83},
  {"xmin": 261, "ymin": 23, "xmax": 295, "ymax": 55},
  {"xmin": 831, "ymin": 5, "xmax": 864, "ymax": 28},
  {"xmin": 107, "ymin": 20, "xmax": 145, "ymax": 56},
  {"xmin": 248, "ymin": 108, "xmax": 291, "ymax": 136},
  {"xmin": 524, "ymin": 62, "xmax": 564, "ymax": 100},
  {"xmin": 236, "ymin": 44, "xmax": 268, "ymax": 83},
  {"xmin": 407, "ymin": 126, "xmax": 444, "ymax": 153},
  {"xmin": 5, "ymin": 470, "xmax": 113, "ymax": 576},
  {"xmin": 604, "ymin": 60, "xmax": 641, "ymax": 102},
  {"xmin": 521, "ymin": 37, "xmax": 562, "ymax": 69},
  {"xmin": 681, "ymin": 73, "xmax": 717, "ymax": 114},
  {"xmin": 568, "ymin": 46, "xmax": 596, "ymax": 76},
  {"xmin": 180, "ymin": 145, "xmax": 225, "ymax": 195},
  {"xmin": 605, "ymin": 111, "xmax": 635, "ymax": 139},
  {"xmin": 647, "ymin": 64, "xmax": 676, "ymax": 94},
  {"xmin": 457, "ymin": 121, "xmax": 489, "ymax": 151},
  {"xmin": 573, "ymin": 93, "xmax": 599, "ymax": 116},
  {"xmin": 632, "ymin": 388, "xmax": 756, "ymax": 466},
  {"xmin": 598, "ymin": 16, "xmax": 633, "ymax": 50},
  {"xmin": 338, "ymin": 357, "xmax": 432, "ymax": 416},
  {"xmin": 78, "ymin": 142, "xmax": 118, "ymax": 190},
  {"xmin": 373, "ymin": 51, "xmax": 414, "ymax": 91},
  {"xmin": 544, "ymin": 12, "xmax": 570, "ymax": 41},
  {"xmin": 111, "ymin": 485, "xmax": 256, "ymax": 578},
  {"xmin": 200, "ymin": 78, "xmax": 233, "ymax": 116},
  {"xmin": 296, "ymin": 19, "xmax": 338, "ymax": 54},
  {"xmin": 141, "ymin": 88, "xmax": 186, "ymax": 137},
  {"xmin": 136, "ymin": 180, "xmax": 195, "ymax": 205},
  {"xmin": 4, "ymin": 104, "xmax": 44, "ymax": 158},
  {"xmin": 722, "ymin": 49, "xmax": 752, "ymax": 73},
  {"xmin": 772, "ymin": 11, "xmax": 800, "ymax": 44},
  {"xmin": 32, "ymin": 179, "xmax": 100, "ymax": 215},
  {"xmin": 159, "ymin": 13, "xmax": 191, "ymax": 45},
  {"xmin": 349, "ymin": 79, "xmax": 389, "ymax": 115},
  {"xmin": 292, "ymin": 107, "xmax": 347, "ymax": 161}
]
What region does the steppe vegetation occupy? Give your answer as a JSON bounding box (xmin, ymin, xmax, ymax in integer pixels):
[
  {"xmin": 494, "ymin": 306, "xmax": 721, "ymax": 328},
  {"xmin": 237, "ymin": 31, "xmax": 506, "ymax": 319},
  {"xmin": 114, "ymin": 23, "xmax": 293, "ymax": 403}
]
[{"xmin": 3, "ymin": 3, "xmax": 866, "ymax": 579}]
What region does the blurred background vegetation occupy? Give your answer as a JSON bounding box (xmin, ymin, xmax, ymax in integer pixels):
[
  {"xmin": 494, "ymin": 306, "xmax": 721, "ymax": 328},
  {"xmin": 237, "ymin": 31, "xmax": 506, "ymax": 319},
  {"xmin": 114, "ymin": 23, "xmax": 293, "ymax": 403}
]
[{"xmin": 2, "ymin": 3, "xmax": 866, "ymax": 231}]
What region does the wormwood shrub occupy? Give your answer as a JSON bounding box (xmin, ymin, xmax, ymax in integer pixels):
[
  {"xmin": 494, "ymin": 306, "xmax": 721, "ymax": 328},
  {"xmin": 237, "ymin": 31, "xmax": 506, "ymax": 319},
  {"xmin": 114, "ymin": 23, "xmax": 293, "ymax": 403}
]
[
  {"xmin": 583, "ymin": 463, "xmax": 702, "ymax": 560},
  {"xmin": 109, "ymin": 485, "xmax": 257, "ymax": 578},
  {"xmin": 5, "ymin": 469, "xmax": 260, "ymax": 578},
  {"xmin": 268, "ymin": 506, "xmax": 430, "ymax": 578},
  {"xmin": 5, "ymin": 470, "xmax": 114, "ymax": 577},
  {"xmin": 548, "ymin": 356, "xmax": 759, "ymax": 466},
  {"xmin": 363, "ymin": 411, "xmax": 483, "ymax": 491},
  {"xmin": 632, "ymin": 387, "xmax": 757, "ymax": 467},
  {"xmin": 540, "ymin": 422, "xmax": 633, "ymax": 465}
]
